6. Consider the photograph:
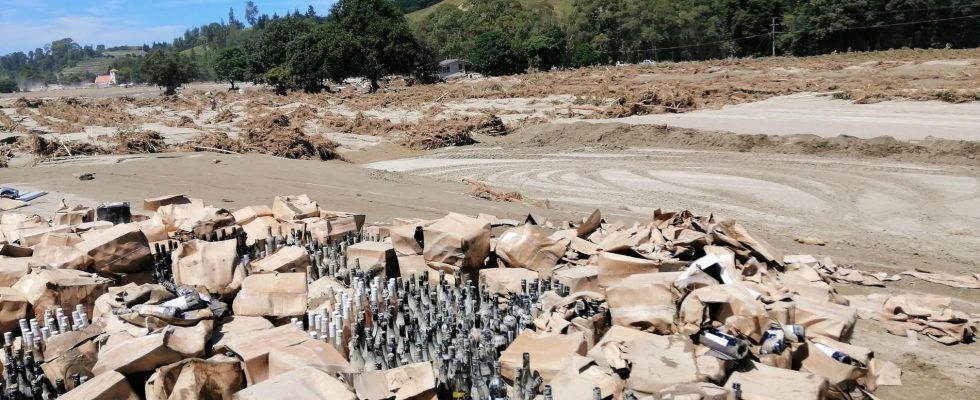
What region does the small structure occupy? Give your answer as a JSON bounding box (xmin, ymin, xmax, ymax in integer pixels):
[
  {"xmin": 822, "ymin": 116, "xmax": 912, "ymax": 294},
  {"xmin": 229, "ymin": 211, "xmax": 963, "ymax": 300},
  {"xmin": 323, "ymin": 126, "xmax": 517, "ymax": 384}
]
[
  {"xmin": 438, "ymin": 59, "xmax": 471, "ymax": 79},
  {"xmin": 94, "ymin": 68, "xmax": 118, "ymax": 86}
]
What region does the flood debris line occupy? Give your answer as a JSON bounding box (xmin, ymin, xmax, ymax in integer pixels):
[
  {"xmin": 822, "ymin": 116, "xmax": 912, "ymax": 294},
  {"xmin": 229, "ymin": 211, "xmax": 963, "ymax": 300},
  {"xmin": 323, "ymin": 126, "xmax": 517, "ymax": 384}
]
[{"xmin": 0, "ymin": 196, "xmax": 976, "ymax": 400}]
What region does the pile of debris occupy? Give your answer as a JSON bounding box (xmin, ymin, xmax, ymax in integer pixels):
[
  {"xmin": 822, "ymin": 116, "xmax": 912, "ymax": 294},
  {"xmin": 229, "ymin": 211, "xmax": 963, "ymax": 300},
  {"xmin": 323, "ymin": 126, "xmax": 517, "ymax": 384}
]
[{"xmin": 0, "ymin": 194, "xmax": 975, "ymax": 400}]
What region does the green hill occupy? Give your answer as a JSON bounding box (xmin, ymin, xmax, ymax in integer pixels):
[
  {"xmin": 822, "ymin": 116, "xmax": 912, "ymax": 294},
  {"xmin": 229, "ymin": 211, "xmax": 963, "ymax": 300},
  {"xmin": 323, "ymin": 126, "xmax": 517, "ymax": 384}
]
[
  {"xmin": 407, "ymin": 0, "xmax": 572, "ymax": 22},
  {"xmin": 60, "ymin": 49, "xmax": 146, "ymax": 76}
]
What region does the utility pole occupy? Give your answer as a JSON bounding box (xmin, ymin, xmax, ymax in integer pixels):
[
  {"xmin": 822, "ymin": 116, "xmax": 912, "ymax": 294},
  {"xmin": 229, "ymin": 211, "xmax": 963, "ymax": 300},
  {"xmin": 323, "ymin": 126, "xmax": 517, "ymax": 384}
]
[{"xmin": 771, "ymin": 17, "xmax": 779, "ymax": 57}]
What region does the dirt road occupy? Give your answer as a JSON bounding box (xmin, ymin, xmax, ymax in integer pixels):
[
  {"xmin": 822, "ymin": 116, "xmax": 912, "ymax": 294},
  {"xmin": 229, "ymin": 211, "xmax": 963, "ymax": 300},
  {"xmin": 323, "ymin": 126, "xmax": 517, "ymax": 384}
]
[{"xmin": 586, "ymin": 93, "xmax": 980, "ymax": 141}]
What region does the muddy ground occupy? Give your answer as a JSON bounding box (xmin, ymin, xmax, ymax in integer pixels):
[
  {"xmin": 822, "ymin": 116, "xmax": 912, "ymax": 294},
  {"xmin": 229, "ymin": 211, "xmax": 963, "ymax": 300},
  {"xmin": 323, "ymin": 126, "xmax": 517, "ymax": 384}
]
[{"xmin": 1, "ymin": 48, "xmax": 979, "ymax": 399}]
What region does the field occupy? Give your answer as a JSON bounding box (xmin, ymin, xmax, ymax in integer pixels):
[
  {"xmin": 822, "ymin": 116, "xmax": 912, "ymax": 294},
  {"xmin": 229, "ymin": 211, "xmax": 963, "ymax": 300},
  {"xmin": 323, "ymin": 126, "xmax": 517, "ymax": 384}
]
[{"xmin": 1, "ymin": 48, "xmax": 980, "ymax": 399}]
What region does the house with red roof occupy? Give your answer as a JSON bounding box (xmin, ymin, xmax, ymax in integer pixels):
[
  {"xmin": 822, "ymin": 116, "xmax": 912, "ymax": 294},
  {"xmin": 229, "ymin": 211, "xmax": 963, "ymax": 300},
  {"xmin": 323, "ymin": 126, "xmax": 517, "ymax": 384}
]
[{"xmin": 94, "ymin": 68, "xmax": 118, "ymax": 86}]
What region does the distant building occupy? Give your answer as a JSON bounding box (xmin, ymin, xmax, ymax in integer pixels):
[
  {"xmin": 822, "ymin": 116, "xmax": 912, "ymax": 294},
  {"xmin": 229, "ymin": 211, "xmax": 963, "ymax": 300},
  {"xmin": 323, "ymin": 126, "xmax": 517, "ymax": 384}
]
[
  {"xmin": 94, "ymin": 68, "xmax": 118, "ymax": 86},
  {"xmin": 438, "ymin": 59, "xmax": 471, "ymax": 79}
]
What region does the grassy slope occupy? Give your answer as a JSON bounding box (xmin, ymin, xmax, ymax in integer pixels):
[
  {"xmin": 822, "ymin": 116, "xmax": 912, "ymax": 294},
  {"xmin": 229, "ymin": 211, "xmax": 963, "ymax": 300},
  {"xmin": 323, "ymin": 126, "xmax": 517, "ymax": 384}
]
[
  {"xmin": 407, "ymin": 0, "xmax": 572, "ymax": 22},
  {"xmin": 60, "ymin": 49, "xmax": 146, "ymax": 76}
]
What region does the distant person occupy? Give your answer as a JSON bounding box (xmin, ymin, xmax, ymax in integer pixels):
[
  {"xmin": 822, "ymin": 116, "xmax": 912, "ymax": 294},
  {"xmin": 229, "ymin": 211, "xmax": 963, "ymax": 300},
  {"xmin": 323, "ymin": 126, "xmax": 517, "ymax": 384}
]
[{"xmin": 209, "ymin": 95, "xmax": 217, "ymax": 111}]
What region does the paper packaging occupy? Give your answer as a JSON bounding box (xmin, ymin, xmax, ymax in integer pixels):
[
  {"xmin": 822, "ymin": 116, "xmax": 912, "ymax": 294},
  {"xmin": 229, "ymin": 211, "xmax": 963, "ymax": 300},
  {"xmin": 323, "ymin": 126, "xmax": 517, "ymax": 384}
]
[
  {"xmin": 353, "ymin": 362, "xmax": 435, "ymax": 400},
  {"xmin": 480, "ymin": 267, "xmax": 539, "ymax": 295},
  {"xmin": 0, "ymin": 256, "xmax": 31, "ymax": 286},
  {"xmin": 606, "ymin": 281, "xmax": 676, "ymax": 334},
  {"xmin": 57, "ymin": 370, "xmax": 139, "ymax": 400},
  {"xmin": 597, "ymin": 252, "xmax": 661, "ymax": 287},
  {"xmin": 172, "ymin": 239, "xmax": 245, "ymax": 296},
  {"xmin": 724, "ymin": 362, "xmax": 828, "ymax": 400},
  {"xmin": 250, "ymin": 246, "xmax": 311, "ymax": 274},
  {"xmin": 232, "ymin": 272, "xmax": 308, "ymax": 318},
  {"xmin": 554, "ymin": 265, "xmax": 601, "ymax": 293},
  {"xmin": 549, "ymin": 355, "xmax": 625, "ymax": 400},
  {"xmin": 74, "ymin": 222, "xmax": 153, "ymax": 276},
  {"xmin": 13, "ymin": 267, "xmax": 111, "ymax": 319},
  {"xmin": 346, "ymin": 241, "xmax": 397, "ymax": 275},
  {"xmin": 223, "ymin": 324, "xmax": 347, "ymax": 385},
  {"xmin": 677, "ymin": 284, "xmax": 770, "ymax": 342},
  {"xmin": 792, "ymin": 296, "xmax": 858, "ymax": 342},
  {"xmin": 30, "ymin": 240, "xmax": 93, "ymax": 270},
  {"xmin": 241, "ymin": 216, "xmax": 281, "ymax": 246},
  {"xmin": 423, "ymin": 213, "xmax": 491, "ymax": 270},
  {"xmin": 233, "ymin": 366, "xmax": 356, "ymax": 400},
  {"xmin": 0, "ymin": 287, "xmax": 28, "ymax": 332},
  {"xmin": 232, "ymin": 205, "xmax": 274, "ymax": 225},
  {"xmin": 41, "ymin": 322, "xmax": 103, "ymax": 389},
  {"xmin": 267, "ymin": 338, "xmax": 350, "ymax": 377},
  {"xmin": 389, "ymin": 221, "xmax": 428, "ymax": 256},
  {"xmin": 92, "ymin": 328, "xmax": 183, "ymax": 375},
  {"xmin": 272, "ymin": 194, "xmax": 319, "ymax": 221},
  {"xmin": 145, "ymin": 355, "xmax": 245, "ymax": 400},
  {"xmin": 54, "ymin": 200, "xmax": 95, "ymax": 226},
  {"xmin": 589, "ymin": 326, "xmax": 701, "ymax": 393},
  {"xmin": 499, "ymin": 330, "xmax": 587, "ymax": 383},
  {"xmin": 495, "ymin": 224, "xmax": 566, "ymax": 275},
  {"xmin": 143, "ymin": 194, "xmax": 195, "ymax": 212}
]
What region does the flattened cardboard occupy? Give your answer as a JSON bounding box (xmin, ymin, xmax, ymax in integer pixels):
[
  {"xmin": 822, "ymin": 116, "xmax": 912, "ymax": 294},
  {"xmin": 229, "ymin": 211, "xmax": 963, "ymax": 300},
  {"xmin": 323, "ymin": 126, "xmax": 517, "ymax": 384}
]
[
  {"xmin": 724, "ymin": 362, "xmax": 828, "ymax": 400},
  {"xmin": 74, "ymin": 222, "xmax": 153, "ymax": 275},
  {"xmin": 495, "ymin": 224, "xmax": 565, "ymax": 275},
  {"xmin": 272, "ymin": 194, "xmax": 319, "ymax": 221}
]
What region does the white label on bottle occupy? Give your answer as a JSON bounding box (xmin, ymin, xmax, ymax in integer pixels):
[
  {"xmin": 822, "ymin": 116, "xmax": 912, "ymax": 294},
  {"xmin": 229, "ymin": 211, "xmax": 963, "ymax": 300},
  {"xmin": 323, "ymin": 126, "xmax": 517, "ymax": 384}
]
[
  {"xmin": 813, "ymin": 342, "xmax": 836, "ymax": 357},
  {"xmin": 703, "ymin": 331, "xmax": 729, "ymax": 347}
]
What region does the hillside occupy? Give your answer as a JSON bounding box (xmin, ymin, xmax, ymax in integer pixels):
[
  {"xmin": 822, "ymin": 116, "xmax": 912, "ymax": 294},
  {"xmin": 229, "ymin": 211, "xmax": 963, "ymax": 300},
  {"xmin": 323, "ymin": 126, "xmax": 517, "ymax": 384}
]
[
  {"xmin": 60, "ymin": 49, "xmax": 146, "ymax": 76},
  {"xmin": 407, "ymin": 0, "xmax": 572, "ymax": 22}
]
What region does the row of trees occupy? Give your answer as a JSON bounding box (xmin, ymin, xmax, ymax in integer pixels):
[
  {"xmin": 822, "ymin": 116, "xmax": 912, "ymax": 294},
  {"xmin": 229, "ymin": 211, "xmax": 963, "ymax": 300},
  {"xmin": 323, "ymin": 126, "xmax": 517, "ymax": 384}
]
[{"xmin": 4, "ymin": 0, "xmax": 980, "ymax": 92}]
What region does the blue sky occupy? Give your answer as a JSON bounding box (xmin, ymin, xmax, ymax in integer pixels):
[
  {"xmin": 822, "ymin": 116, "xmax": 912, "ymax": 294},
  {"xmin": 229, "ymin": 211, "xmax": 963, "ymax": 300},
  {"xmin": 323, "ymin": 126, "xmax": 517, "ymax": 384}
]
[{"xmin": 0, "ymin": 0, "xmax": 338, "ymax": 54}]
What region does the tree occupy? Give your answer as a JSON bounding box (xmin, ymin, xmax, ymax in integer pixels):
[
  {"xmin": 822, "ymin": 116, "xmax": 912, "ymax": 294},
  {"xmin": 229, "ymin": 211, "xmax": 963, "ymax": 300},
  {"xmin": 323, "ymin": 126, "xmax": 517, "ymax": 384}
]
[
  {"xmin": 0, "ymin": 79, "xmax": 17, "ymax": 93},
  {"xmin": 525, "ymin": 26, "xmax": 566, "ymax": 70},
  {"xmin": 245, "ymin": 1, "xmax": 259, "ymax": 26},
  {"xmin": 142, "ymin": 50, "xmax": 196, "ymax": 95},
  {"xmin": 214, "ymin": 47, "xmax": 247, "ymax": 89},
  {"xmin": 330, "ymin": 0, "xmax": 419, "ymax": 91},
  {"xmin": 470, "ymin": 31, "xmax": 525, "ymax": 76},
  {"xmin": 571, "ymin": 43, "xmax": 600, "ymax": 67},
  {"xmin": 306, "ymin": 5, "xmax": 316, "ymax": 18}
]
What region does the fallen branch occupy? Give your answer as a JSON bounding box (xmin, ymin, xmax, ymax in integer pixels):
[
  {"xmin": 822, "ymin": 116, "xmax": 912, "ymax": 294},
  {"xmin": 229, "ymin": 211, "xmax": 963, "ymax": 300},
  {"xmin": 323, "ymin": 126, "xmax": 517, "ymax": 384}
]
[{"xmin": 192, "ymin": 146, "xmax": 240, "ymax": 154}]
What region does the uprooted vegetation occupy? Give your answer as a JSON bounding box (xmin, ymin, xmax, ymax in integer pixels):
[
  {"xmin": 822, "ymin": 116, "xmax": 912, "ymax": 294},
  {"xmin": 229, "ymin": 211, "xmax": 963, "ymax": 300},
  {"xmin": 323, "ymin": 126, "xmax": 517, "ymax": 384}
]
[{"xmin": 238, "ymin": 112, "xmax": 341, "ymax": 161}]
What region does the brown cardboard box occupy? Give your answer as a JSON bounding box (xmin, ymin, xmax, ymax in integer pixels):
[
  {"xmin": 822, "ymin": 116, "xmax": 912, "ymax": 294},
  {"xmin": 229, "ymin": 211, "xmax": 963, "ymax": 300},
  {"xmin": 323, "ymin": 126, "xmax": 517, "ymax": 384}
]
[
  {"xmin": 0, "ymin": 287, "xmax": 28, "ymax": 332},
  {"xmin": 793, "ymin": 296, "xmax": 857, "ymax": 342},
  {"xmin": 18, "ymin": 224, "xmax": 73, "ymax": 247},
  {"xmin": 267, "ymin": 338, "xmax": 351, "ymax": 377},
  {"xmin": 499, "ymin": 330, "xmax": 587, "ymax": 382},
  {"xmin": 724, "ymin": 362, "xmax": 828, "ymax": 400},
  {"xmin": 58, "ymin": 370, "xmax": 139, "ymax": 400},
  {"xmin": 597, "ymin": 252, "xmax": 661, "ymax": 287},
  {"xmin": 241, "ymin": 216, "xmax": 280, "ymax": 246},
  {"xmin": 233, "ymin": 272, "xmax": 308, "ymax": 318},
  {"xmin": 145, "ymin": 355, "xmax": 245, "ymax": 400},
  {"xmin": 211, "ymin": 316, "xmax": 274, "ymax": 354},
  {"xmin": 495, "ymin": 224, "xmax": 566, "ymax": 275},
  {"xmin": 678, "ymin": 284, "xmax": 771, "ymax": 342},
  {"xmin": 423, "ymin": 213, "xmax": 490, "ymax": 270},
  {"xmin": 92, "ymin": 328, "xmax": 184, "ymax": 375},
  {"xmin": 346, "ymin": 241, "xmax": 397, "ymax": 275},
  {"xmin": 232, "ymin": 205, "xmax": 274, "ymax": 225},
  {"xmin": 480, "ymin": 267, "xmax": 539, "ymax": 295},
  {"xmin": 172, "ymin": 239, "xmax": 245, "ymax": 296},
  {"xmin": 13, "ymin": 267, "xmax": 111, "ymax": 319},
  {"xmin": 397, "ymin": 255, "xmax": 458, "ymax": 286},
  {"xmin": 233, "ymin": 366, "xmax": 356, "ymax": 400},
  {"xmin": 54, "ymin": 201, "xmax": 95, "ymax": 226},
  {"xmin": 390, "ymin": 221, "xmax": 428, "ymax": 256},
  {"xmin": 75, "ymin": 222, "xmax": 153, "ymax": 276},
  {"xmin": 549, "ymin": 355, "xmax": 625, "ymax": 400},
  {"xmin": 143, "ymin": 194, "xmax": 196, "ymax": 212},
  {"xmin": 554, "ymin": 265, "xmax": 601, "ymax": 293},
  {"xmin": 607, "ymin": 281, "xmax": 676, "ymax": 334},
  {"xmin": 223, "ymin": 325, "xmax": 328, "ymax": 385},
  {"xmin": 272, "ymin": 194, "xmax": 319, "ymax": 221},
  {"xmin": 590, "ymin": 326, "xmax": 701, "ymax": 394},
  {"xmin": 0, "ymin": 256, "xmax": 31, "ymax": 286},
  {"xmin": 353, "ymin": 362, "xmax": 436, "ymax": 400},
  {"xmin": 250, "ymin": 246, "xmax": 311, "ymax": 274}
]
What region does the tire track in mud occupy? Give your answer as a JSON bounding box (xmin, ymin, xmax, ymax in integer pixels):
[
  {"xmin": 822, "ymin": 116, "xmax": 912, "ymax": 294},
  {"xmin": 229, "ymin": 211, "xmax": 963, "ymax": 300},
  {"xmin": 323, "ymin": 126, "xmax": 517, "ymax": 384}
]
[{"xmin": 367, "ymin": 147, "xmax": 980, "ymax": 267}]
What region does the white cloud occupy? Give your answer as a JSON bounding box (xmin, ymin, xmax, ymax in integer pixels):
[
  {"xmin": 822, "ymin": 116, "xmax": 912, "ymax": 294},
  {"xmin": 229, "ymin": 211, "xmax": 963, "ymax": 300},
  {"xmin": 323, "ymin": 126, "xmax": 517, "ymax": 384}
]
[{"xmin": 0, "ymin": 16, "xmax": 185, "ymax": 53}]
